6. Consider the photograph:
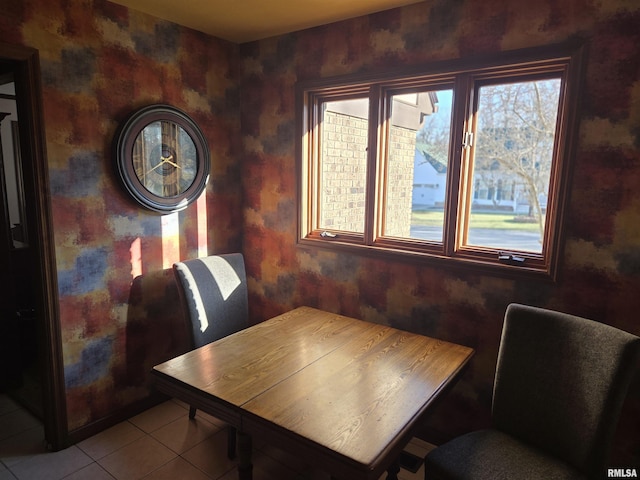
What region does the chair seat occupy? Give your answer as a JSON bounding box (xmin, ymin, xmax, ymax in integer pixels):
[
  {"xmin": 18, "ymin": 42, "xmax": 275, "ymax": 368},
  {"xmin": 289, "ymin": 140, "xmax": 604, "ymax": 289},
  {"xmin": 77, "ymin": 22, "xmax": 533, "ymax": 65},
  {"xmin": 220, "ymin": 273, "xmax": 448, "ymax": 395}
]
[{"xmin": 424, "ymin": 429, "xmax": 587, "ymax": 480}]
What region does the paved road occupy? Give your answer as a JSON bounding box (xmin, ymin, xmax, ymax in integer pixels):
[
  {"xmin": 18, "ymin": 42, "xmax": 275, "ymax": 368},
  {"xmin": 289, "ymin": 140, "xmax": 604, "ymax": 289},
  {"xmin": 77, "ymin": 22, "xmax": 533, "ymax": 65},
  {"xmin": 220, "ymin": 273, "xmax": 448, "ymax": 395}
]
[{"xmin": 409, "ymin": 225, "xmax": 542, "ymax": 252}]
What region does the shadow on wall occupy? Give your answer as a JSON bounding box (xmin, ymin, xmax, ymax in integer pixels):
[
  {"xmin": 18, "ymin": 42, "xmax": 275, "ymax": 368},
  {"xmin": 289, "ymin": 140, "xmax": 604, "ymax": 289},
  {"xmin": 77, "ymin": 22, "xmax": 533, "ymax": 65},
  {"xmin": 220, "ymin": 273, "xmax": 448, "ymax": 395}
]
[{"xmin": 125, "ymin": 268, "xmax": 190, "ymax": 389}]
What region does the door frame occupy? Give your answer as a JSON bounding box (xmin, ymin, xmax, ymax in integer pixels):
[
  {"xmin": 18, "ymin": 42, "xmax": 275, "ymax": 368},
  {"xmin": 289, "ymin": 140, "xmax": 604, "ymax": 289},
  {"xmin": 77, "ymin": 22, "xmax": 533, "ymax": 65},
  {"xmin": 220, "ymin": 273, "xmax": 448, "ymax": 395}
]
[{"xmin": 1, "ymin": 41, "xmax": 67, "ymax": 450}]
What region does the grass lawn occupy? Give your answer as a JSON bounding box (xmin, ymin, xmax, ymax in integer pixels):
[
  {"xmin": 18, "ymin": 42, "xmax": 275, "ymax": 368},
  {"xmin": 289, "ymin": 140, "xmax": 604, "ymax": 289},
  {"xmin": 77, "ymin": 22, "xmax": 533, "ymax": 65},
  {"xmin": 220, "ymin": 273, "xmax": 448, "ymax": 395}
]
[{"xmin": 412, "ymin": 210, "xmax": 541, "ymax": 232}]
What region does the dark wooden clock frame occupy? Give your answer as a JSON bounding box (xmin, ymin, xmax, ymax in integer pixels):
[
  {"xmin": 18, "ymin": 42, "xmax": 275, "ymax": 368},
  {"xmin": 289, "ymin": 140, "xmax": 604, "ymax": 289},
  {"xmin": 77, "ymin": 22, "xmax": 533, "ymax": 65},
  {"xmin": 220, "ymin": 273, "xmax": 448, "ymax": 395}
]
[{"xmin": 113, "ymin": 104, "xmax": 210, "ymax": 214}]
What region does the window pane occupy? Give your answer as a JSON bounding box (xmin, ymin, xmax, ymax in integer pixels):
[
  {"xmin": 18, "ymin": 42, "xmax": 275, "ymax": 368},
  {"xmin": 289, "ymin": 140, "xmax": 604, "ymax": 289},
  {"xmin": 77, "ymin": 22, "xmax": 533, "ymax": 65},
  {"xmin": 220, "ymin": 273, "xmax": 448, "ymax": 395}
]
[
  {"xmin": 468, "ymin": 78, "xmax": 561, "ymax": 253},
  {"xmin": 319, "ymin": 98, "xmax": 369, "ymax": 233},
  {"xmin": 383, "ymin": 89, "xmax": 453, "ymax": 242}
]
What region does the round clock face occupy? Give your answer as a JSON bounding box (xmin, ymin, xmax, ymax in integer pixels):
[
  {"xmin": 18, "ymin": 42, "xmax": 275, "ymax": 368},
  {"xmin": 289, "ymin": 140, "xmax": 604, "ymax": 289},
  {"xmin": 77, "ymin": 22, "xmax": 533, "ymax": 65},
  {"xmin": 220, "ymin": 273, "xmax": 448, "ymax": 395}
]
[
  {"xmin": 133, "ymin": 121, "xmax": 198, "ymax": 198},
  {"xmin": 114, "ymin": 105, "xmax": 210, "ymax": 213}
]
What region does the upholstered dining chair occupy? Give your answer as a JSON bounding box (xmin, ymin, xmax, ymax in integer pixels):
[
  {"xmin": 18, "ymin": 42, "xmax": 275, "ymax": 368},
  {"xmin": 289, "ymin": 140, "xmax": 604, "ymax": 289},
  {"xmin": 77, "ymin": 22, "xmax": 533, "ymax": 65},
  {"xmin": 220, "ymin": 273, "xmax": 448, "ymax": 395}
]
[
  {"xmin": 424, "ymin": 303, "xmax": 640, "ymax": 480},
  {"xmin": 173, "ymin": 253, "xmax": 249, "ymax": 459}
]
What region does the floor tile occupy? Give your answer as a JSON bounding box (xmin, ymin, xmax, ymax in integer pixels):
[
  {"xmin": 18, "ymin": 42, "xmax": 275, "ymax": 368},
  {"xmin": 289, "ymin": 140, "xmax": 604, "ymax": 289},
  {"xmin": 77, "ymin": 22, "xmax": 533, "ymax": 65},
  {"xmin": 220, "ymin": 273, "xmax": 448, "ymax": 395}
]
[
  {"xmin": 0, "ymin": 409, "xmax": 40, "ymax": 442},
  {"xmin": 8, "ymin": 445, "xmax": 92, "ymax": 480},
  {"xmin": 128, "ymin": 401, "xmax": 187, "ymax": 434},
  {"xmin": 151, "ymin": 414, "xmax": 221, "ymax": 454},
  {"xmin": 77, "ymin": 421, "xmax": 146, "ymax": 460},
  {"xmin": 0, "ymin": 395, "xmax": 438, "ymax": 480},
  {"xmin": 0, "ymin": 396, "xmax": 20, "ymax": 417},
  {"xmin": 405, "ymin": 437, "xmax": 435, "ymax": 457},
  {"xmin": 396, "ymin": 438, "xmax": 434, "ymax": 480},
  {"xmin": 63, "ymin": 462, "xmax": 116, "ymax": 480},
  {"xmin": 97, "ymin": 435, "xmax": 177, "ymax": 480},
  {"xmin": 180, "ymin": 429, "xmax": 237, "ymax": 479},
  {"xmin": 0, "ymin": 423, "xmax": 47, "ymax": 468},
  {"xmin": 139, "ymin": 456, "xmax": 212, "ymax": 480},
  {"xmin": 216, "ymin": 450, "xmax": 300, "ymax": 480},
  {"xmin": 0, "ymin": 469, "xmax": 17, "ymax": 480}
]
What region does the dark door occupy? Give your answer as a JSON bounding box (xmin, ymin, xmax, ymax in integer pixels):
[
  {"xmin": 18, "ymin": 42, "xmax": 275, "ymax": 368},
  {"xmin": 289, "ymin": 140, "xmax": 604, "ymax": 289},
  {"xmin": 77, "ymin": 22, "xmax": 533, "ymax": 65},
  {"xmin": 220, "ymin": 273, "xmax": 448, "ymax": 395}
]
[
  {"xmin": 0, "ymin": 99, "xmax": 22, "ymax": 391},
  {"xmin": 0, "ymin": 75, "xmax": 41, "ymax": 416},
  {"xmin": 0, "ymin": 43, "xmax": 67, "ymax": 450}
]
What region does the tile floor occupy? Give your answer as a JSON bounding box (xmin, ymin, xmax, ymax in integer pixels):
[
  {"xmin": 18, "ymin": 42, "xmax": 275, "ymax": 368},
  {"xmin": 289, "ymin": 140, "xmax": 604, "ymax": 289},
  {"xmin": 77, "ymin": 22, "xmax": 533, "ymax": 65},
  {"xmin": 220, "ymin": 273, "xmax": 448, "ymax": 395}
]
[{"xmin": 0, "ymin": 394, "xmax": 434, "ymax": 480}]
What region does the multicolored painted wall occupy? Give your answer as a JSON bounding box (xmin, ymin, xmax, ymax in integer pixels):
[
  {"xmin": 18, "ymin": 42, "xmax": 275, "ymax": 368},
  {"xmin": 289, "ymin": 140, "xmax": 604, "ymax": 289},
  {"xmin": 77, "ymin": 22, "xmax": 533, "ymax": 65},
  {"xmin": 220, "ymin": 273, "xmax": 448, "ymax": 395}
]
[
  {"xmin": 2, "ymin": 0, "xmax": 639, "ymax": 467},
  {"xmin": 1, "ymin": 0, "xmax": 242, "ymax": 431}
]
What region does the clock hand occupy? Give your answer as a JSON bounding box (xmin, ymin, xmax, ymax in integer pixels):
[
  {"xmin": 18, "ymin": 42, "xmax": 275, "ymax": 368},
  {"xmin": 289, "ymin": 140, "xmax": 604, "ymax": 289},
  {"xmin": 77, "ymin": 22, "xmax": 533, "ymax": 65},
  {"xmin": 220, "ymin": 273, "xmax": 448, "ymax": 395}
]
[
  {"xmin": 160, "ymin": 154, "xmax": 181, "ymax": 169},
  {"xmin": 145, "ymin": 160, "xmax": 166, "ymax": 176},
  {"xmin": 145, "ymin": 155, "xmax": 178, "ymax": 176},
  {"xmin": 161, "ymin": 154, "xmax": 181, "ymax": 169},
  {"xmin": 144, "ymin": 154, "xmax": 183, "ymax": 176},
  {"xmin": 164, "ymin": 158, "xmax": 181, "ymax": 169}
]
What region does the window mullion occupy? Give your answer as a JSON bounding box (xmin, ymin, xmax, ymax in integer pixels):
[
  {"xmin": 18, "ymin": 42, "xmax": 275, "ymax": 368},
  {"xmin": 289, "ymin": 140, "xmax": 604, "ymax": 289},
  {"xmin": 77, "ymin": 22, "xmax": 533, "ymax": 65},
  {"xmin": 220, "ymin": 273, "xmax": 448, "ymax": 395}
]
[
  {"xmin": 297, "ymin": 90, "xmax": 317, "ymax": 238},
  {"xmin": 364, "ymin": 85, "xmax": 382, "ymax": 245},
  {"xmin": 310, "ymin": 94, "xmax": 322, "ymax": 234},
  {"xmin": 444, "ymin": 74, "xmax": 473, "ymax": 256}
]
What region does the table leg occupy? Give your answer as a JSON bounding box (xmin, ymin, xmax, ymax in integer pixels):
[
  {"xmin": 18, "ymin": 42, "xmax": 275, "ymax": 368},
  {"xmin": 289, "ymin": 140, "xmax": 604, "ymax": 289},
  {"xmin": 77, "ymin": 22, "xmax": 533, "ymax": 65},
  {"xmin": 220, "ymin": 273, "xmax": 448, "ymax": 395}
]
[
  {"xmin": 385, "ymin": 459, "xmax": 400, "ymax": 480},
  {"xmin": 237, "ymin": 431, "xmax": 253, "ymax": 480},
  {"xmin": 228, "ymin": 427, "xmax": 237, "ymax": 459}
]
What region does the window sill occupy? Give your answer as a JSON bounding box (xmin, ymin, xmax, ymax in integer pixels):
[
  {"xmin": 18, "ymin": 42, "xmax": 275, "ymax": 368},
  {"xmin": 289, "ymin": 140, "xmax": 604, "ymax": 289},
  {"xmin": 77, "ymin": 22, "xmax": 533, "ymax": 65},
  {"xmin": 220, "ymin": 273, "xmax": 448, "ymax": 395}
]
[{"xmin": 297, "ymin": 236, "xmax": 557, "ymax": 282}]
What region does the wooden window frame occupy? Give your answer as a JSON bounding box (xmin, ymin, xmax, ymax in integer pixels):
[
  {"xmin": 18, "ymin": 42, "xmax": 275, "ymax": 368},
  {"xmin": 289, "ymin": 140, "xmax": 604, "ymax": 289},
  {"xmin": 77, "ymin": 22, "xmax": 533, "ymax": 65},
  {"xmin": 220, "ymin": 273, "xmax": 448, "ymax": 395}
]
[{"xmin": 296, "ymin": 41, "xmax": 585, "ymax": 281}]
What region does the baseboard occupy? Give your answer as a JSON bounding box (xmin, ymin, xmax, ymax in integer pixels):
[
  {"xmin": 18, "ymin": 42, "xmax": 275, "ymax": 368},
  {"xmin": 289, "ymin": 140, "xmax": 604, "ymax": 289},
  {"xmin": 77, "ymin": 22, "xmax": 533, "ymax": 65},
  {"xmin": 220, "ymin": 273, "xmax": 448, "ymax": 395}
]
[{"xmin": 66, "ymin": 391, "xmax": 169, "ymax": 445}]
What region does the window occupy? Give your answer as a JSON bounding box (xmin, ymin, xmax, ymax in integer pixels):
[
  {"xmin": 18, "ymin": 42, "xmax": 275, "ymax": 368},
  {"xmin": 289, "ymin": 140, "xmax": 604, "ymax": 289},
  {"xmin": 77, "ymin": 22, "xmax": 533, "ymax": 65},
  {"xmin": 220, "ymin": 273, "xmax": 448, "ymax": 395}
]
[{"xmin": 297, "ymin": 43, "xmax": 584, "ymax": 279}]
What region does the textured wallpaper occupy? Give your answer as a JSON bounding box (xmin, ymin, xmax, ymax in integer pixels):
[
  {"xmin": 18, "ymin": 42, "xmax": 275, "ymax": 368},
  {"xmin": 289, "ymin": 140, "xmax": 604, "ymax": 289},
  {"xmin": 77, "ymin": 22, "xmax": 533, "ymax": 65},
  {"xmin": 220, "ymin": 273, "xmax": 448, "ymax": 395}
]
[
  {"xmin": 2, "ymin": 0, "xmax": 639, "ymax": 465},
  {"xmin": 1, "ymin": 0, "xmax": 242, "ymax": 431}
]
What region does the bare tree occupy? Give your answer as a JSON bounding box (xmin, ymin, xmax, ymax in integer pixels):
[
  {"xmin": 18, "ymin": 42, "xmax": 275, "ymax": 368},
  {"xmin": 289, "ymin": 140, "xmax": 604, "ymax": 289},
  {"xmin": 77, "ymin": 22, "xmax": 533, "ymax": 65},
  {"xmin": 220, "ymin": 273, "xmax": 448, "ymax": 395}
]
[
  {"xmin": 473, "ymin": 79, "xmax": 561, "ymax": 238},
  {"xmin": 416, "ymin": 90, "xmax": 453, "ymax": 167}
]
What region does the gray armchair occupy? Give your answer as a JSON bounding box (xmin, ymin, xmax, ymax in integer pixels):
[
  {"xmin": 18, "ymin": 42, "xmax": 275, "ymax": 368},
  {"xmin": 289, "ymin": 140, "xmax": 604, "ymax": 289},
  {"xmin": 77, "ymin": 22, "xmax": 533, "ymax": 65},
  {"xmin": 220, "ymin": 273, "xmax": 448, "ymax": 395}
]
[
  {"xmin": 424, "ymin": 303, "xmax": 640, "ymax": 480},
  {"xmin": 173, "ymin": 253, "xmax": 249, "ymax": 459}
]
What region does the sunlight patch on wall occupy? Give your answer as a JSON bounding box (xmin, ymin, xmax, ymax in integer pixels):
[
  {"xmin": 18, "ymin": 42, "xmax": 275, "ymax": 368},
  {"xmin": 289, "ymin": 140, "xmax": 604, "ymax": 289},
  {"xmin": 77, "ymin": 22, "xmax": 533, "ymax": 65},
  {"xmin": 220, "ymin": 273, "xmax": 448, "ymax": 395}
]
[
  {"xmin": 162, "ymin": 211, "xmax": 180, "ymax": 269},
  {"xmin": 130, "ymin": 237, "xmax": 142, "ymax": 279},
  {"xmin": 197, "ymin": 192, "xmax": 208, "ymax": 257}
]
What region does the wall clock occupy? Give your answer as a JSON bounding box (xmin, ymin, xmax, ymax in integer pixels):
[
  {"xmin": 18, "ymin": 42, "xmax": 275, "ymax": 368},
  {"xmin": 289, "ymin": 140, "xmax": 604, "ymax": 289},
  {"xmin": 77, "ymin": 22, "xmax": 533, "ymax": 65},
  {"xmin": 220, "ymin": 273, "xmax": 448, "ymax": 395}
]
[{"xmin": 114, "ymin": 104, "xmax": 210, "ymax": 213}]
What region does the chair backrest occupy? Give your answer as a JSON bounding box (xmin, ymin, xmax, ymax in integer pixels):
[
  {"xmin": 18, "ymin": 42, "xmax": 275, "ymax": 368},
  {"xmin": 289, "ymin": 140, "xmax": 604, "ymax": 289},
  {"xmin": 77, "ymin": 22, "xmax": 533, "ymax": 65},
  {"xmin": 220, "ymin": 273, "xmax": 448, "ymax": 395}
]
[
  {"xmin": 492, "ymin": 303, "xmax": 640, "ymax": 476},
  {"xmin": 173, "ymin": 253, "xmax": 249, "ymax": 348}
]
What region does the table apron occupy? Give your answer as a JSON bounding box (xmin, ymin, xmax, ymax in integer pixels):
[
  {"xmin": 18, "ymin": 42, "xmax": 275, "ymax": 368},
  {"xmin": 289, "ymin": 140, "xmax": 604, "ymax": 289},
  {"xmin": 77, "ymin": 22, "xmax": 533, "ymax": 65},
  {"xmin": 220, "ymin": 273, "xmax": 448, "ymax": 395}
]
[
  {"xmin": 240, "ymin": 412, "xmax": 416, "ymax": 480},
  {"xmin": 152, "ymin": 374, "xmax": 241, "ymax": 427}
]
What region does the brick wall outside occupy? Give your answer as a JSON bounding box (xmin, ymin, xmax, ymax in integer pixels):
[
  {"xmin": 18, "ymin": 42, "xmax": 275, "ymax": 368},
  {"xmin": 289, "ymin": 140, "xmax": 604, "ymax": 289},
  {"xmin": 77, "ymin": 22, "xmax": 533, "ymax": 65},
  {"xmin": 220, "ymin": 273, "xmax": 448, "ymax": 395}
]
[
  {"xmin": 320, "ymin": 110, "xmax": 368, "ymax": 232},
  {"xmin": 385, "ymin": 125, "xmax": 416, "ymax": 237},
  {"xmin": 321, "ymin": 110, "xmax": 416, "ymax": 236}
]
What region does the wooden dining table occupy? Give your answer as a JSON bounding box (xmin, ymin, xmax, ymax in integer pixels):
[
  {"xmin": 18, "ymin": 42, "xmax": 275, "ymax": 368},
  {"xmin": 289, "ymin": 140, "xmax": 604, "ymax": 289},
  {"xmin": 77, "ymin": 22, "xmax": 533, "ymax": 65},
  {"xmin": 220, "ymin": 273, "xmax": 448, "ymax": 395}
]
[{"xmin": 151, "ymin": 306, "xmax": 474, "ymax": 480}]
